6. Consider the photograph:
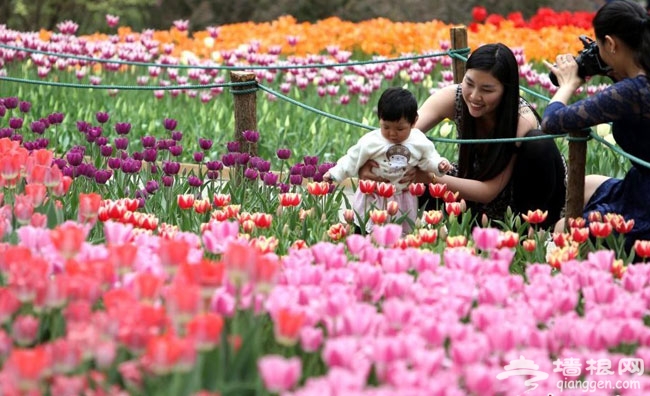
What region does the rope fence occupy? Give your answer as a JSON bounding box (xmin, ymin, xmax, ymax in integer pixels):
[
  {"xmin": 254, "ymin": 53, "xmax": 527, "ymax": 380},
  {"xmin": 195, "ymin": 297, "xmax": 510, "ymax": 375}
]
[{"xmin": 0, "ymin": 26, "xmax": 641, "ymax": 223}]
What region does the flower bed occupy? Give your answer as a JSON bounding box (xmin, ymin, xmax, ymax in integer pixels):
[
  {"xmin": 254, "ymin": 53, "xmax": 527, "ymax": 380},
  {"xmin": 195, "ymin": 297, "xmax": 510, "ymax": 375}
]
[{"xmin": 1, "ymin": 7, "xmax": 650, "ymax": 396}]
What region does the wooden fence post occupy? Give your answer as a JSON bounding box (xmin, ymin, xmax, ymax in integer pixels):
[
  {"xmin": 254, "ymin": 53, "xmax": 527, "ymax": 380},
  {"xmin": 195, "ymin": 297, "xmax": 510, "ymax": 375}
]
[
  {"xmin": 565, "ymin": 129, "xmax": 589, "ymax": 224},
  {"xmin": 230, "ymin": 71, "xmax": 258, "ymax": 156},
  {"xmin": 450, "ymin": 26, "xmax": 467, "ymax": 84}
]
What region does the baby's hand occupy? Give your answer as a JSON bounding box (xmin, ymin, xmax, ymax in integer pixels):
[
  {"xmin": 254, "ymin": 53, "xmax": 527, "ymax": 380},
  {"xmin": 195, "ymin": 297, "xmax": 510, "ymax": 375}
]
[
  {"xmin": 323, "ymin": 172, "xmax": 333, "ymax": 183},
  {"xmin": 438, "ymin": 159, "xmax": 452, "ymax": 173}
]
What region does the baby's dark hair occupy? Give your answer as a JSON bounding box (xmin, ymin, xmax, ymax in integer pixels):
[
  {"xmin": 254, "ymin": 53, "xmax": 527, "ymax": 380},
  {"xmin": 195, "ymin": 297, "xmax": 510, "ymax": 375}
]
[{"xmin": 377, "ymin": 87, "xmax": 418, "ymax": 124}]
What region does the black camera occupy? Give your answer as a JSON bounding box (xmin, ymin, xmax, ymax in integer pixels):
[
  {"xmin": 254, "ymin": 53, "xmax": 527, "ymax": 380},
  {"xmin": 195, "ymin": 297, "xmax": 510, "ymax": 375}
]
[{"xmin": 549, "ymin": 35, "xmax": 612, "ymax": 86}]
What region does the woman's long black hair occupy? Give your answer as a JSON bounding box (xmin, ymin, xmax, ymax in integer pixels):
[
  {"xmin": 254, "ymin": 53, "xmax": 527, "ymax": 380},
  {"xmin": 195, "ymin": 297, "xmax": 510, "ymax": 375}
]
[
  {"xmin": 593, "ymin": 0, "xmax": 650, "ymax": 75},
  {"xmin": 457, "ymin": 43, "xmax": 523, "ymax": 181}
]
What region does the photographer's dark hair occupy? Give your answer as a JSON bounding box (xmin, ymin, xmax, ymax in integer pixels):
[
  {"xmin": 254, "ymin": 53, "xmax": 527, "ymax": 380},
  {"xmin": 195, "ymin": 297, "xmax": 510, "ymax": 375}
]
[
  {"xmin": 458, "ymin": 43, "xmax": 522, "ymax": 181},
  {"xmin": 377, "ymin": 87, "xmax": 418, "ymax": 124},
  {"xmin": 594, "ymin": 0, "xmax": 650, "ymax": 74}
]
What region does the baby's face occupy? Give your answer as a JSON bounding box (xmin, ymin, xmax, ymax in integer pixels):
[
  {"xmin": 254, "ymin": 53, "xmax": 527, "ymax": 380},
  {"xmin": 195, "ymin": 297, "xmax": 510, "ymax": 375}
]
[{"xmin": 380, "ymin": 118, "xmax": 412, "ymax": 144}]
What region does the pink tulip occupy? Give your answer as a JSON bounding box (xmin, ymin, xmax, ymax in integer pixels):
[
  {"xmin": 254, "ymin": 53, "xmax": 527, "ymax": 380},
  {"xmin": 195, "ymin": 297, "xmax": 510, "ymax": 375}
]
[
  {"xmin": 450, "ymin": 332, "xmax": 489, "ymax": 365},
  {"xmin": 201, "ymin": 220, "xmax": 239, "ymax": 254},
  {"xmin": 11, "ymin": 314, "xmax": 39, "ymax": 346},
  {"xmin": 477, "ymin": 275, "xmax": 511, "ymax": 305},
  {"xmin": 300, "ymin": 326, "xmax": 323, "ymax": 352},
  {"xmin": 372, "ymin": 224, "xmax": 402, "ymax": 247},
  {"xmin": 380, "ymin": 249, "xmax": 410, "ymax": 273},
  {"xmin": 310, "ymin": 241, "xmax": 345, "ymax": 265},
  {"xmin": 463, "ymin": 363, "xmax": 500, "ymax": 396},
  {"xmin": 382, "ymin": 273, "xmax": 414, "ymax": 300},
  {"xmin": 258, "ymin": 355, "xmax": 301, "ymax": 393},
  {"xmin": 210, "ymin": 287, "xmax": 236, "ymax": 317},
  {"xmin": 103, "ymin": 220, "xmax": 135, "ymax": 246},
  {"xmin": 412, "ymin": 250, "xmax": 441, "ymax": 273},
  {"xmin": 472, "ymin": 226, "xmax": 501, "ymax": 251},
  {"xmin": 354, "ymin": 263, "xmax": 383, "ymax": 302},
  {"xmin": 340, "ymin": 302, "xmax": 379, "ymax": 337},
  {"xmin": 345, "ymin": 234, "xmax": 369, "ymax": 256}
]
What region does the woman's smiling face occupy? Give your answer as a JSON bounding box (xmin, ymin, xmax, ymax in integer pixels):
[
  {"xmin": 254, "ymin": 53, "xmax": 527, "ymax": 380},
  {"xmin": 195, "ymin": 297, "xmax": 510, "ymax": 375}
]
[{"xmin": 461, "ymin": 69, "xmax": 505, "ymax": 119}]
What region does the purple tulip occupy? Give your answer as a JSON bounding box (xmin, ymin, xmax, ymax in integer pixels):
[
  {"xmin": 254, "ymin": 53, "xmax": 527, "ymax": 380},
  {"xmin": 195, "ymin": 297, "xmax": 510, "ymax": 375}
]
[
  {"xmin": 96, "ymin": 136, "xmax": 109, "ymax": 146},
  {"xmin": 122, "ymin": 158, "xmax": 142, "ymax": 173},
  {"xmin": 276, "ymin": 148, "xmax": 291, "ymax": 160},
  {"xmin": 132, "ymin": 151, "xmax": 144, "ymax": 161},
  {"xmin": 226, "ymin": 141, "xmax": 240, "ymax": 152},
  {"xmin": 3, "ymin": 97, "xmax": 18, "ymax": 109},
  {"xmin": 38, "ymin": 118, "xmax": 50, "ymax": 128},
  {"xmin": 263, "ymin": 172, "xmax": 278, "ymax": 186},
  {"xmin": 10, "ymin": 134, "xmax": 22, "ymax": 143},
  {"xmin": 35, "ymin": 138, "xmax": 49, "ymax": 149},
  {"xmin": 94, "ymin": 169, "xmax": 113, "ymax": 184},
  {"xmin": 143, "ymin": 148, "xmax": 158, "ymax": 163},
  {"xmin": 0, "ymin": 106, "xmax": 6, "ymax": 117},
  {"xmin": 115, "ymin": 137, "xmax": 129, "ymax": 150},
  {"xmin": 193, "ymin": 151, "xmax": 204, "ymax": 162},
  {"xmin": 162, "ymin": 175, "xmax": 174, "ymax": 187},
  {"xmin": 9, "ymin": 117, "xmax": 23, "ymax": 130},
  {"xmin": 19, "ymin": 101, "xmax": 31, "ymax": 113},
  {"xmin": 236, "ymin": 152, "xmax": 250, "ymax": 165},
  {"xmin": 76, "ymin": 120, "xmax": 90, "ymax": 132},
  {"xmin": 169, "ymin": 145, "xmax": 182, "ymax": 156},
  {"xmin": 206, "ymin": 170, "xmax": 219, "ymax": 180},
  {"xmin": 145, "ymin": 180, "xmax": 159, "ymax": 194},
  {"xmin": 290, "ymin": 174, "xmax": 303, "ymax": 185},
  {"xmin": 242, "ymin": 130, "xmax": 260, "ymax": 143},
  {"xmin": 303, "ymin": 155, "xmax": 319, "ymax": 166},
  {"xmin": 66, "ymin": 150, "xmax": 84, "ymax": 167},
  {"xmin": 0, "ymin": 128, "xmax": 11, "ymax": 138},
  {"xmin": 53, "ymin": 158, "xmax": 67, "ymax": 170},
  {"xmin": 96, "ymin": 111, "xmax": 110, "ymax": 124},
  {"xmin": 23, "ymin": 141, "xmax": 35, "ymax": 151},
  {"xmin": 100, "ymin": 145, "xmax": 113, "ymax": 157},
  {"xmin": 319, "ymin": 162, "xmax": 336, "ymax": 173},
  {"xmin": 141, "ymin": 135, "xmax": 156, "ymax": 148},
  {"xmin": 199, "ymin": 138, "xmax": 213, "ymax": 150},
  {"xmin": 301, "ymin": 164, "xmax": 316, "ymax": 178},
  {"xmin": 290, "ymin": 163, "xmax": 304, "ymax": 175},
  {"xmin": 48, "ymin": 112, "xmax": 64, "ymax": 124},
  {"xmin": 221, "ymin": 153, "xmax": 236, "ymax": 167},
  {"xmin": 30, "ymin": 121, "xmax": 46, "ymax": 134},
  {"xmin": 206, "ymin": 160, "xmax": 223, "ymax": 171},
  {"xmin": 162, "ymin": 161, "xmax": 181, "ymax": 175},
  {"xmin": 163, "ymin": 118, "xmax": 177, "ymax": 131},
  {"xmin": 187, "ymin": 175, "xmax": 203, "ymax": 187},
  {"xmin": 279, "ymin": 183, "xmax": 290, "ymax": 193},
  {"xmin": 243, "ymin": 168, "xmax": 258, "ymax": 180},
  {"xmin": 115, "ymin": 122, "xmax": 132, "ymax": 135},
  {"xmin": 108, "ymin": 157, "xmax": 122, "ymax": 169},
  {"xmin": 256, "ymin": 160, "xmax": 271, "ymax": 173},
  {"xmin": 171, "ymin": 131, "xmax": 183, "ymax": 141}
]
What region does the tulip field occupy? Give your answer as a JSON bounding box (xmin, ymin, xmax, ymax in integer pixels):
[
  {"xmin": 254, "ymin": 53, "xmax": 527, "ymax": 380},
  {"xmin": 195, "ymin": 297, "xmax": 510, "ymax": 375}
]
[{"xmin": 0, "ymin": 7, "xmax": 650, "ymax": 396}]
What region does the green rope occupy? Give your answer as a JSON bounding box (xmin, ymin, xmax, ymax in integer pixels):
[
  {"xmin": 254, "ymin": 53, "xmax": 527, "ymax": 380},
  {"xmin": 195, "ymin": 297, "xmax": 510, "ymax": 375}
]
[
  {"xmin": 430, "ymin": 133, "xmax": 562, "ymax": 144},
  {"xmin": 0, "ymin": 43, "xmax": 469, "ymax": 71},
  {"xmin": 230, "ymin": 87, "xmax": 259, "ymax": 95},
  {"xmin": 0, "ymin": 75, "xmax": 255, "ymax": 91},
  {"xmin": 257, "ymin": 83, "xmax": 376, "ymax": 130},
  {"xmin": 590, "ymin": 130, "xmax": 650, "ymax": 169}
]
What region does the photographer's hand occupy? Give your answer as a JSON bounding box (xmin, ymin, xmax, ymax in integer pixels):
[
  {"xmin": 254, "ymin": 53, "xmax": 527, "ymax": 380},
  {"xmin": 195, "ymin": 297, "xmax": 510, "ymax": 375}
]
[{"xmin": 543, "ymin": 54, "xmax": 582, "ymax": 104}]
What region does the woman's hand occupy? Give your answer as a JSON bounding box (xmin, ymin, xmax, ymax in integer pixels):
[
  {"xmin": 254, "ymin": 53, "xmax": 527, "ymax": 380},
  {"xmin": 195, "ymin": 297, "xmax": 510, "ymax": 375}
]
[
  {"xmin": 399, "ymin": 167, "xmax": 431, "ymax": 185},
  {"xmin": 358, "ymin": 159, "xmax": 387, "ymax": 182}
]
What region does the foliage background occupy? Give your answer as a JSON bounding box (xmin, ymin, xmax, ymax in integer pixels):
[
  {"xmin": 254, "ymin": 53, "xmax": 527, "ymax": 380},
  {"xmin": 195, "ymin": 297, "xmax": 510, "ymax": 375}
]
[{"xmin": 4, "ymin": 0, "xmax": 604, "ymax": 33}]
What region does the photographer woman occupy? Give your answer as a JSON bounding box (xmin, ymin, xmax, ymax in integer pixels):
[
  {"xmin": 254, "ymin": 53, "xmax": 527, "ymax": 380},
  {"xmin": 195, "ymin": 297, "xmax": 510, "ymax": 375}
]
[
  {"xmin": 359, "ymin": 43, "xmax": 567, "ymax": 229},
  {"xmin": 542, "ymin": 0, "xmax": 650, "ymax": 249}
]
